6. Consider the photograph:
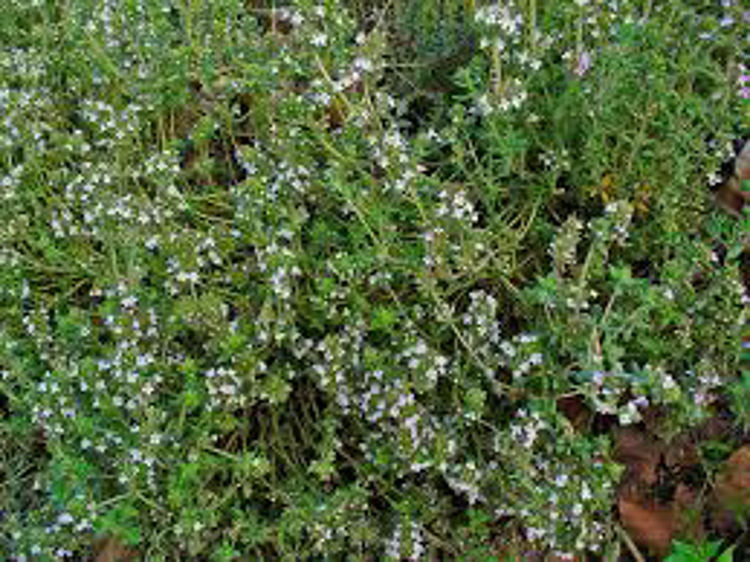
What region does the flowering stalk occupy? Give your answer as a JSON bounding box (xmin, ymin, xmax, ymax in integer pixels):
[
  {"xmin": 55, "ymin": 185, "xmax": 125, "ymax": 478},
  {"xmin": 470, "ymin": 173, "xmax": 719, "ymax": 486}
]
[
  {"xmin": 491, "ymin": 39, "xmax": 503, "ymax": 96},
  {"xmin": 576, "ymin": 2, "xmax": 584, "ymax": 65},
  {"xmin": 528, "ymin": 0, "xmax": 537, "ymax": 53}
]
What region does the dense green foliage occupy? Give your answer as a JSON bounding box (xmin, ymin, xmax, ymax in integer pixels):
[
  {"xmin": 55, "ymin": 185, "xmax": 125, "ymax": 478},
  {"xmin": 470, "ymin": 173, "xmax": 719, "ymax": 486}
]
[{"xmin": 0, "ymin": 0, "xmax": 746, "ymax": 560}]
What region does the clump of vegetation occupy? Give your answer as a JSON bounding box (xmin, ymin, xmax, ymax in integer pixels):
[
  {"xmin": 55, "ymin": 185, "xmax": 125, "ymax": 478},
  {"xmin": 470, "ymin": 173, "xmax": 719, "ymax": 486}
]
[{"xmin": 0, "ymin": 0, "xmax": 746, "ymax": 560}]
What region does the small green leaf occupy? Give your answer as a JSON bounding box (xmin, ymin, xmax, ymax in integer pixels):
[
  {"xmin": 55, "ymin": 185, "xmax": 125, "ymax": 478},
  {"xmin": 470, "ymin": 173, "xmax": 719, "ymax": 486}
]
[
  {"xmin": 371, "ymin": 306, "xmax": 396, "ymax": 331},
  {"xmin": 717, "ymin": 544, "xmax": 735, "ymax": 562},
  {"xmin": 183, "ymin": 390, "xmax": 200, "ymax": 408}
]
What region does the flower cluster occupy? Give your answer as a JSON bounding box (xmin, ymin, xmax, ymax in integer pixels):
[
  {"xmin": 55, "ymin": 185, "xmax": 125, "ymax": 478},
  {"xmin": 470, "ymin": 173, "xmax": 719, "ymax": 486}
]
[
  {"xmin": 385, "ymin": 517, "xmax": 425, "ymax": 561},
  {"xmin": 0, "ymin": 0, "xmax": 744, "ymax": 560}
]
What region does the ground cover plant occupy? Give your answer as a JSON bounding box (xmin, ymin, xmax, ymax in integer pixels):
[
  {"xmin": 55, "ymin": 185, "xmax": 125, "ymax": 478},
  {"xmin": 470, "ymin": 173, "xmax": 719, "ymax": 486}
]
[{"xmin": 0, "ymin": 0, "xmax": 747, "ymax": 560}]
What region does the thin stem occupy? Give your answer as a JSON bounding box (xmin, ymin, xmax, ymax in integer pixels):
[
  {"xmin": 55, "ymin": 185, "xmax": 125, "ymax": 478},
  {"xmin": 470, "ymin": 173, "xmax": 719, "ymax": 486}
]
[
  {"xmin": 202, "ymin": 445, "xmax": 240, "ymax": 461},
  {"xmin": 426, "ymin": 286, "xmax": 513, "ymax": 394},
  {"xmin": 96, "ymin": 493, "xmax": 131, "ymax": 510},
  {"xmin": 642, "ymin": 0, "xmax": 653, "ymax": 22},
  {"xmin": 576, "ymin": 3, "xmax": 584, "ymax": 59},
  {"xmin": 491, "ymin": 40, "xmax": 502, "ymax": 96},
  {"xmin": 616, "ymin": 524, "xmax": 646, "ymax": 562},
  {"xmin": 136, "ymin": 491, "xmax": 168, "ymax": 514}
]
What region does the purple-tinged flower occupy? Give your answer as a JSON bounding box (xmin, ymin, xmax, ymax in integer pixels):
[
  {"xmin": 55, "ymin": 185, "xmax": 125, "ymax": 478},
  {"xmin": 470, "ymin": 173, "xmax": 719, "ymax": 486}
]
[
  {"xmin": 574, "ymin": 51, "xmax": 591, "ymax": 77},
  {"xmin": 739, "ymin": 76, "xmax": 750, "ymax": 99}
]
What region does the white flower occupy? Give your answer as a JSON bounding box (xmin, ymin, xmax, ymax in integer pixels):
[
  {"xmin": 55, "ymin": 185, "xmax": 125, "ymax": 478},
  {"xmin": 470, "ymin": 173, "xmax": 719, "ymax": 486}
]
[
  {"xmin": 310, "ymin": 33, "xmax": 327, "ymax": 47},
  {"xmin": 353, "ymin": 57, "xmax": 372, "ymax": 72},
  {"xmin": 219, "ymin": 383, "xmax": 237, "ymax": 396},
  {"xmin": 618, "ymin": 401, "xmax": 640, "ymax": 425},
  {"xmin": 290, "ymin": 11, "xmax": 304, "ymax": 26},
  {"xmin": 707, "ymin": 171, "xmax": 723, "ymax": 186},
  {"xmin": 474, "ymin": 93, "xmax": 493, "ymax": 116},
  {"xmin": 145, "ymin": 235, "xmax": 159, "ymax": 250}
]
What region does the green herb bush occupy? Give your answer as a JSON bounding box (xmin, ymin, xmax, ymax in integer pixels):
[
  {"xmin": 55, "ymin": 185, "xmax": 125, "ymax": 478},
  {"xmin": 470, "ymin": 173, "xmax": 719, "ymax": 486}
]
[{"xmin": 0, "ymin": 0, "xmax": 746, "ymax": 560}]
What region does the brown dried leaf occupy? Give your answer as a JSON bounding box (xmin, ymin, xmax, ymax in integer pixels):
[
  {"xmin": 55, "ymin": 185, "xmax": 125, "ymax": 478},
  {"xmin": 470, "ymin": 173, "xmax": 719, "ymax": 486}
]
[
  {"xmin": 718, "ymin": 140, "xmax": 750, "ymax": 216},
  {"xmin": 613, "ymin": 427, "xmax": 662, "ymax": 486},
  {"xmin": 734, "ymin": 140, "xmax": 750, "ymax": 186},
  {"xmin": 557, "ymin": 395, "xmax": 591, "ymax": 432},
  {"xmin": 618, "ymin": 495, "xmax": 676, "ymax": 557},
  {"xmin": 94, "ymin": 536, "xmax": 138, "ymax": 562},
  {"xmin": 713, "ymin": 445, "xmax": 750, "ymax": 513},
  {"xmin": 663, "ymin": 433, "xmax": 699, "ymax": 470},
  {"xmin": 673, "ymin": 483, "xmax": 705, "ymax": 543},
  {"xmin": 717, "ymin": 180, "xmax": 746, "ymax": 216}
]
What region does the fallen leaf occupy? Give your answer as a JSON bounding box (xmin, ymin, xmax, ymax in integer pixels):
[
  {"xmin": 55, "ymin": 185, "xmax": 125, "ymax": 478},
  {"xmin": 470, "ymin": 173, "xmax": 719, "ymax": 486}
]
[
  {"xmin": 556, "ymin": 395, "xmax": 591, "ymax": 432},
  {"xmin": 672, "ymin": 483, "xmax": 705, "ymax": 543},
  {"xmin": 717, "ymin": 140, "xmax": 750, "ymax": 216},
  {"xmin": 663, "ymin": 432, "xmax": 699, "ymax": 471},
  {"xmin": 734, "ymin": 140, "xmax": 750, "ymax": 187},
  {"xmin": 93, "ymin": 536, "xmax": 138, "ymax": 562},
  {"xmin": 613, "ymin": 427, "xmax": 662, "ymax": 486},
  {"xmin": 713, "ymin": 445, "xmax": 750, "ymax": 516},
  {"xmin": 619, "ymin": 495, "xmax": 676, "ymax": 557}
]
